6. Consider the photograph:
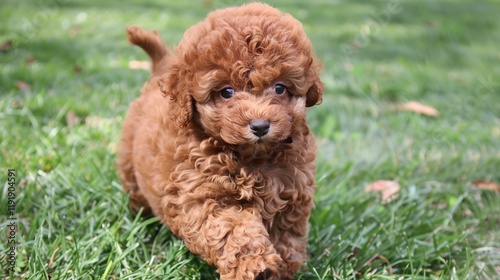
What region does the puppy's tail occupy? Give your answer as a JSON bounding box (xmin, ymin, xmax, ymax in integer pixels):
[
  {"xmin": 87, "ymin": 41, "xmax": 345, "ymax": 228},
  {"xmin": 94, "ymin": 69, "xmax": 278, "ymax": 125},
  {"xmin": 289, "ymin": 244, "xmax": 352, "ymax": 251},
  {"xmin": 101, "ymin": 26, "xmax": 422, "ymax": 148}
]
[{"xmin": 126, "ymin": 25, "xmax": 169, "ymax": 75}]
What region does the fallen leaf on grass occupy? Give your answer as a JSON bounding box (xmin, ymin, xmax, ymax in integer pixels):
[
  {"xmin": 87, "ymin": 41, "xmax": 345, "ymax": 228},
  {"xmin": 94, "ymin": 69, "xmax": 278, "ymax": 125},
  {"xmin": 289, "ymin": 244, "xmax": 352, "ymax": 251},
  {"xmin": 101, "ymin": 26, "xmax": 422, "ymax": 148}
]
[
  {"xmin": 202, "ymin": 0, "xmax": 213, "ymax": 7},
  {"xmin": 66, "ymin": 110, "xmax": 80, "ymax": 126},
  {"xmin": 85, "ymin": 115, "xmax": 119, "ymax": 131},
  {"xmin": 365, "ymin": 180, "xmax": 400, "ymax": 204},
  {"xmin": 128, "ymin": 60, "xmax": 150, "ymax": 70},
  {"xmin": 425, "ymin": 20, "xmax": 437, "ymax": 28},
  {"xmin": 25, "ymin": 56, "xmax": 37, "ymax": 65},
  {"xmin": 16, "ymin": 80, "xmax": 31, "ymax": 91},
  {"xmin": 73, "ymin": 64, "xmax": 83, "ymax": 73},
  {"xmin": 471, "ymin": 180, "xmax": 500, "ymax": 191},
  {"xmin": 347, "ymin": 247, "xmax": 361, "ymax": 260},
  {"xmin": 362, "ymin": 253, "xmax": 393, "ymax": 275},
  {"xmin": 85, "ymin": 116, "xmax": 104, "ymax": 127},
  {"xmin": 12, "ymin": 100, "xmax": 22, "ymax": 108},
  {"xmin": 48, "ymin": 247, "xmax": 60, "ymax": 268},
  {"xmin": 351, "ymin": 40, "xmax": 362, "ymax": 49},
  {"xmin": 0, "ymin": 40, "xmax": 13, "ymax": 52},
  {"xmin": 1, "ymin": 148, "xmax": 10, "ymax": 163},
  {"xmin": 69, "ymin": 25, "xmax": 81, "ymax": 37},
  {"xmin": 396, "ymin": 101, "xmax": 439, "ymax": 116}
]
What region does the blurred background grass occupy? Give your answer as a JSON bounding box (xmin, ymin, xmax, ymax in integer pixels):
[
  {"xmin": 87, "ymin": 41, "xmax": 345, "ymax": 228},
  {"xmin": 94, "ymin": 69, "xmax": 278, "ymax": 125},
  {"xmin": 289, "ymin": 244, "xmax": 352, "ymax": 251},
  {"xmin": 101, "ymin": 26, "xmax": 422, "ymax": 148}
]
[{"xmin": 1, "ymin": 0, "xmax": 499, "ymax": 279}]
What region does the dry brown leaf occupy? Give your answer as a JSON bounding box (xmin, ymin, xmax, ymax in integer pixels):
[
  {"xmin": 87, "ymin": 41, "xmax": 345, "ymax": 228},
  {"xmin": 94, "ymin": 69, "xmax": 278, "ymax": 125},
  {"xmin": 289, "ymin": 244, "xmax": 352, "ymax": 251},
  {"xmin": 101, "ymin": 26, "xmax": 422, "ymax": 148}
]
[
  {"xmin": 85, "ymin": 116, "xmax": 103, "ymax": 127},
  {"xmin": 48, "ymin": 247, "xmax": 60, "ymax": 268},
  {"xmin": 12, "ymin": 100, "xmax": 22, "ymax": 108},
  {"xmin": 128, "ymin": 60, "xmax": 150, "ymax": 70},
  {"xmin": 362, "ymin": 253, "xmax": 393, "ymax": 275},
  {"xmin": 15, "ymin": 80, "xmax": 31, "ymax": 91},
  {"xmin": 425, "ymin": 20, "xmax": 437, "ymax": 28},
  {"xmin": 73, "ymin": 65, "xmax": 83, "ymax": 73},
  {"xmin": 69, "ymin": 25, "xmax": 81, "ymax": 37},
  {"xmin": 365, "ymin": 180, "xmax": 400, "ymax": 204},
  {"xmin": 1, "ymin": 147, "xmax": 10, "ymax": 162},
  {"xmin": 396, "ymin": 101, "xmax": 439, "ymax": 116},
  {"xmin": 351, "ymin": 40, "xmax": 362, "ymax": 49},
  {"xmin": 25, "ymin": 56, "xmax": 36, "ymax": 65},
  {"xmin": 471, "ymin": 180, "xmax": 500, "ymax": 191},
  {"xmin": 347, "ymin": 247, "xmax": 361, "ymax": 260},
  {"xmin": 202, "ymin": 0, "xmax": 213, "ymax": 7},
  {"xmin": 66, "ymin": 110, "xmax": 80, "ymax": 126},
  {"xmin": 0, "ymin": 40, "xmax": 13, "ymax": 52}
]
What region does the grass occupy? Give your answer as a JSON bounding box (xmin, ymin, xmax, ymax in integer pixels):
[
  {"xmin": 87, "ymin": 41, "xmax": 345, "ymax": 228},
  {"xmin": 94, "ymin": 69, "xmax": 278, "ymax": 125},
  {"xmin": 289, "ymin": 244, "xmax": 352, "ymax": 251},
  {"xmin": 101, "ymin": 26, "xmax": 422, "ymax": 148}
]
[{"xmin": 1, "ymin": 0, "xmax": 499, "ymax": 279}]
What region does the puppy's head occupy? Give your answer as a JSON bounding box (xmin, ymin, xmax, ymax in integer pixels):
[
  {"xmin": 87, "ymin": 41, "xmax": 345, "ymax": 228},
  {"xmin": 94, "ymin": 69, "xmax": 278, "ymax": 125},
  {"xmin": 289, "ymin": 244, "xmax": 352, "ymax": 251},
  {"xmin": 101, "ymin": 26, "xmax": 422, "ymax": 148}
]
[{"xmin": 159, "ymin": 3, "xmax": 324, "ymax": 152}]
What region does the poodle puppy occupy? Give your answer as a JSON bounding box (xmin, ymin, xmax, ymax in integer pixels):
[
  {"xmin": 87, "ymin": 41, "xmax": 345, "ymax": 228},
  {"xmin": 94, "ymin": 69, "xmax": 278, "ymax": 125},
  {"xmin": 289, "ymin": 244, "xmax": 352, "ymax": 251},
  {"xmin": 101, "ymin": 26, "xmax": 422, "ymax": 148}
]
[{"xmin": 117, "ymin": 3, "xmax": 324, "ymax": 279}]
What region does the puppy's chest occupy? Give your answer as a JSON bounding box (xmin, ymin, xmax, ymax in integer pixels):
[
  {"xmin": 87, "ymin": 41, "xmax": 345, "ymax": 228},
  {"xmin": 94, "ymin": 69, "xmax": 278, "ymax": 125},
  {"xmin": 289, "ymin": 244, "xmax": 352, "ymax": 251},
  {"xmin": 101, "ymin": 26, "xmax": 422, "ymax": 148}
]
[
  {"xmin": 227, "ymin": 164, "xmax": 296, "ymax": 218},
  {"xmin": 187, "ymin": 143, "xmax": 308, "ymax": 212},
  {"xmin": 199, "ymin": 156, "xmax": 296, "ymax": 202}
]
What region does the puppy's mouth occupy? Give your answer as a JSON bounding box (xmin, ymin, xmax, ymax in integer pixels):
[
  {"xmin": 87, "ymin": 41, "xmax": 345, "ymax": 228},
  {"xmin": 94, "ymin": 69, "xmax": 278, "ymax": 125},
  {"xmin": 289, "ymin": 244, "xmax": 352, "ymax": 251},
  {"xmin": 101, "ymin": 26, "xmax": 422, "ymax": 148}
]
[
  {"xmin": 282, "ymin": 136, "xmax": 293, "ymax": 144},
  {"xmin": 254, "ymin": 136, "xmax": 293, "ymax": 145},
  {"xmin": 221, "ymin": 134, "xmax": 293, "ymax": 162}
]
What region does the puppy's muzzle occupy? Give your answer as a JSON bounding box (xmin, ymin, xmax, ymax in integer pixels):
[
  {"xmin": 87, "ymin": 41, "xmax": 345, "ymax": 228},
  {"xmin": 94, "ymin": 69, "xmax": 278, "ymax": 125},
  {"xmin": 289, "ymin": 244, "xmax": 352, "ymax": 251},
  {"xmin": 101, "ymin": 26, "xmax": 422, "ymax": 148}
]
[{"xmin": 249, "ymin": 119, "xmax": 270, "ymax": 137}]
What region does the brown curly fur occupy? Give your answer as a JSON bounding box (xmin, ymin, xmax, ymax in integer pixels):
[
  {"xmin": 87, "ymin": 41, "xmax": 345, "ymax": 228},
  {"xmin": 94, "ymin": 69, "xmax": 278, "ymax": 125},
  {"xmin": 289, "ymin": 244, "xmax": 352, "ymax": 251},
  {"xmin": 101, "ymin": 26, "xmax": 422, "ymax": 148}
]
[{"xmin": 117, "ymin": 3, "xmax": 324, "ymax": 279}]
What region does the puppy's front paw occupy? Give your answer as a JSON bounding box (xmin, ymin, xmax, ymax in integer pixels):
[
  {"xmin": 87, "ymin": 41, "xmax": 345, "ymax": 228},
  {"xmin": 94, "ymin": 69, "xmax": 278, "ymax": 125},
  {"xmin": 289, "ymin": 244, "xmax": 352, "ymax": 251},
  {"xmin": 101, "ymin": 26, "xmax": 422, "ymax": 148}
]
[
  {"xmin": 255, "ymin": 268, "xmax": 272, "ymax": 280},
  {"xmin": 244, "ymin": 253, "xmax": 282, "ymax": 280},
  {"xmin": 218, "ymin": 253, "xmax": 282, "ymax": 280}
]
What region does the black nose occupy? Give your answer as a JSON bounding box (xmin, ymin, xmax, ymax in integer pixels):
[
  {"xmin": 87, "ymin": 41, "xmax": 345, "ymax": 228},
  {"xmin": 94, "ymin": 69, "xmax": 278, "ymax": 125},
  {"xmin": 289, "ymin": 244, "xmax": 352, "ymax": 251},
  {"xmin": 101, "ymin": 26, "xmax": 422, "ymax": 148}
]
[{"xmin": 249, "ymin": 119, "xmax": 270, "ymax": 137}]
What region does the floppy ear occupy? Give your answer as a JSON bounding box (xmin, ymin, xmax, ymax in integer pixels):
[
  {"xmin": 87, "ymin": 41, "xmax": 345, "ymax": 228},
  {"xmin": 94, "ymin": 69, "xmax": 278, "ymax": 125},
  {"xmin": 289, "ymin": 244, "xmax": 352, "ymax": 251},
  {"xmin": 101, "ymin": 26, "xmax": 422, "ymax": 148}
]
[
  {"xmin": 305, "ymin": 58, "xmax": 325, "ymax": 107},
  {"xmin": 157, "ymin": 63, "xmax": 193, "ymax": 128},
  {"xmin": 306, "ymin": 80, "xmax": 324, "ymax": 107}
]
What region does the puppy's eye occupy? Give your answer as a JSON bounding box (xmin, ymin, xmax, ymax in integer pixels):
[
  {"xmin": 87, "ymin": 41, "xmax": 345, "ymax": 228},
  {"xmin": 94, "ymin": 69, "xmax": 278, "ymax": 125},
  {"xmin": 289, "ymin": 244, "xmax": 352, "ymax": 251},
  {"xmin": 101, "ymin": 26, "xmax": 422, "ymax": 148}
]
[
  {"xmin": 219, "ymin": 87, "xmax": 235, "ymax": 99},
  {"xmin": 274, "ymin": 84, "xmax": 287, "ymax": 95}
]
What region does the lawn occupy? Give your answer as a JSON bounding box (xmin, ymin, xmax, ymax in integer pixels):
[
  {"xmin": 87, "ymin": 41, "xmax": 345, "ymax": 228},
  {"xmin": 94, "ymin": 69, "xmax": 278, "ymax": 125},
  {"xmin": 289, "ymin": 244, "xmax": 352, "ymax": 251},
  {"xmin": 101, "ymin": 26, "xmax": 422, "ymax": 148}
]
[{"xmin": 1, "ymin": 0, "xmax": 499, "ymax": 279}]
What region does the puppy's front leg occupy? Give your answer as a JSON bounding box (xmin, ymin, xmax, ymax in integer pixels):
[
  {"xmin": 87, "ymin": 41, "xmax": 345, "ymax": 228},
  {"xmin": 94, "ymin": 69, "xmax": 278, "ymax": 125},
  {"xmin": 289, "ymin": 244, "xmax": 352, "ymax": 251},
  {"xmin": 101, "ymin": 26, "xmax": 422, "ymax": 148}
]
[{"xmin": 165, "ymin": 202, "xmax": 282, "ymax": 280}]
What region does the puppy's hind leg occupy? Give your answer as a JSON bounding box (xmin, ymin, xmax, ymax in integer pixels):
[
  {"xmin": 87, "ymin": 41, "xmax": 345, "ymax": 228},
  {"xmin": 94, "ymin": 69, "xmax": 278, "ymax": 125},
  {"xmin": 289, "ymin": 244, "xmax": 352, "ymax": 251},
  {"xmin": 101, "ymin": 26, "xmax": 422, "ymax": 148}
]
[
  {"xmin": 117, "ymin": 150, "xmax": 152, "ymax": 216},
  {"xmin": 117, "ymin": 103, "xmax": 153, "ymax": 216}
]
